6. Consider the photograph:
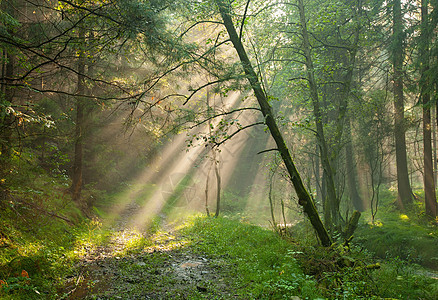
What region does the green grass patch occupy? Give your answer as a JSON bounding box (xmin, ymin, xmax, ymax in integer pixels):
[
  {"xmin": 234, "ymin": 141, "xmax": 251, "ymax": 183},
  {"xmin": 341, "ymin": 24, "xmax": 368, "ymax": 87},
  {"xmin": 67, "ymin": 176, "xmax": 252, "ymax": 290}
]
[
  {"xmin": 356, "ymin": 201, "xmax": 438, "ymax": 270},
  {"xmin": 182, "ymin": 216, "xmax": 322, "ymax": 299}
]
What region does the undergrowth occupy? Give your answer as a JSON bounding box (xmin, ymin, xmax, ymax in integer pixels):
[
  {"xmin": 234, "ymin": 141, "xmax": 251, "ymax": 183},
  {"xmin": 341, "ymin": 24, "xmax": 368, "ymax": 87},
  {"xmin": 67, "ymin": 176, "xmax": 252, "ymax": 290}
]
[
  {"xmin": 185, "ymin": 216, "xmax": 438, "ymax": 300},
  {"xmin": 0, "ymin": 200, "xmax": 108, "ymax": 299},
  {"xmin": 0, "ymin": 151, "xmax": 109, "ymax": 299}
]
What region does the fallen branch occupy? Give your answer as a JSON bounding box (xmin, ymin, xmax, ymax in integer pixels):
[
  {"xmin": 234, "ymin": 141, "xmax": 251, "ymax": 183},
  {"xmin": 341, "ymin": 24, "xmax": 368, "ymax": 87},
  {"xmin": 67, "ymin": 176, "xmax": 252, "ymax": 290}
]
[{"xmin": 12, "ymin": 197, "xmax": 74, "ymax": 225}]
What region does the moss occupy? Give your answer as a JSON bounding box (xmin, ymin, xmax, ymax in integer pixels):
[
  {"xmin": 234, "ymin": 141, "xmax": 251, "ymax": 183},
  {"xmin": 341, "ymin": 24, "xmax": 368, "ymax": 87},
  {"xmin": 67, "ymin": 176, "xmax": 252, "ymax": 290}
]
[{"xmin": 356, "ymin": 204, "xmax": 438, "ymax": 270}]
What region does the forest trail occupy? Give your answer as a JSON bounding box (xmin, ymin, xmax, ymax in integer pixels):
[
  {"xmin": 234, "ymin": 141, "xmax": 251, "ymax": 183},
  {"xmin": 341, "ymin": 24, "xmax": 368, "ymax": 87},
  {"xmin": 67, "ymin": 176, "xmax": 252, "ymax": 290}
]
[{"xmin": 63, "ymin": 203, "xmax": 237, "ymax": 299}]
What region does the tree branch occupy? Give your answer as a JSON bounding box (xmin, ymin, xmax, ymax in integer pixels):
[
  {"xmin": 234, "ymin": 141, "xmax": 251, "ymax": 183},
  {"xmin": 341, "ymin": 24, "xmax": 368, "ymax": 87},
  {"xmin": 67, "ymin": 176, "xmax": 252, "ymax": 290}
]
[
  {"xmin": 214, "ymin": 121, "xmax": 265, "ymax": 147},
  {"xmin": 239, "ymin": 0, "xmax": 251, "ymax": 40},
  {"xmin": 188, "ymin": 107, "xmax": 261, "ymax": 129},
  {"xmin": 258, "ymin": 148, "xmax": 279, "ymax": 154}
]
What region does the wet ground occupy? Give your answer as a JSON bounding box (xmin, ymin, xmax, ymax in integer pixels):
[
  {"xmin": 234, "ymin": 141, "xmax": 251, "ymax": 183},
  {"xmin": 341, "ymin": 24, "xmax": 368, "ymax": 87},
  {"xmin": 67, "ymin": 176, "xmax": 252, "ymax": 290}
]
[{"xmin": 62, "ymin": 204, "xmax": 239, "ymax": 299}]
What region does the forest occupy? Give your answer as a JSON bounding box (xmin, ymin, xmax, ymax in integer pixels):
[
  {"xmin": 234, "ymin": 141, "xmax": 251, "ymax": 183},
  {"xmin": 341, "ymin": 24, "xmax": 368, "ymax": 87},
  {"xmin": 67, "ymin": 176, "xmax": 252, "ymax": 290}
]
[{"xmin": 0, "ymin": 0, "xmax": 438, "ymax": 299}]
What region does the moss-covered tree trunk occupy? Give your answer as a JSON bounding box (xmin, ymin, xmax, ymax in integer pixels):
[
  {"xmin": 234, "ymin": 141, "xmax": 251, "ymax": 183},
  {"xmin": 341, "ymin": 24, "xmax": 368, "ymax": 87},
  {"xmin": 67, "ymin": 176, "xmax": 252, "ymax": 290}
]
[{"xmin": 215, "ymin": 0, "xmax": 331, "ymax": 246}]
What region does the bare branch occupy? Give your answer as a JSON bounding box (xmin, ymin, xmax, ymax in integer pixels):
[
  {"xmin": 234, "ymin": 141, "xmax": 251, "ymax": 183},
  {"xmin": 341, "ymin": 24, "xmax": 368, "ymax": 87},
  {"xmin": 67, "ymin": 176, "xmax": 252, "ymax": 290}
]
[
  {"xmin": 188, "ymin": 107, "xmax": 261, "ymax": 129},
  {"xmin": 7, "ymin": 83, "xmax": 137, "ymax": 101},
  {"xmin": 183, "ymin": 78, "xmax": 239, "ymax": 105},
  {"xmin": 239, "ymin": 0, "xmax": 251, "ymax": 40},
  {"xmin": 214, "ymin": 121, "xmax": 265, "ymax": 147},
  {"xmin": 258, "ymin": 148, "xmax": 279, "ymax": 154}
]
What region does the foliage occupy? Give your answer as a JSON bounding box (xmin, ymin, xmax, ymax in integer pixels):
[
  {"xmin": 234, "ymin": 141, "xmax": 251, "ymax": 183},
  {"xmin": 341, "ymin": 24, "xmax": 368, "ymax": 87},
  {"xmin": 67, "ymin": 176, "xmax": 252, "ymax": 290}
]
[{"xmin": 288, "ymin": 214, "xmax": 437, "ymax": 299}]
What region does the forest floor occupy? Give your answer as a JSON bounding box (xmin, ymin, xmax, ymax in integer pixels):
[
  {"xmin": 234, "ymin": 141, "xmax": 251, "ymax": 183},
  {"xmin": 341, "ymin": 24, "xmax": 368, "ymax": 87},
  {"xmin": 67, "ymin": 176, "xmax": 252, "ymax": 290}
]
[
  {"xmin": 2, "ymin": 195, "xmax": 437, "ymax": 299},
  {"xmin": 63, "ymin": 204, "xmax": 241, "ymax": 299},
  {"xmin": 60, "ymin": 201, "xmax": 438, "ymax": 300}
]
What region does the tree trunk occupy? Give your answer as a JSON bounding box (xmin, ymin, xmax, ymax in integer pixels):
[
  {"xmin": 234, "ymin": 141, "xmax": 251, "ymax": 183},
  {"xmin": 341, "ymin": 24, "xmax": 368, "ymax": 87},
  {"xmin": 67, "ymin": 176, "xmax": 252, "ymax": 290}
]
[
  {"xmin": 214, "ymin": 151, "xmax": 221, "ymax": 218},
  {"xmin": 392, "ymin": 0, "xmax": 413, "ymax": 207},
  {"xmin": 215, "ymin": 0, "xmax": 331, "ymax": 246},
  {"xmin": 345, "ymin": 116, "xmax": 364, "ymax": 211},
  {"xmin": 297, "ymin": 0, "xmax": 340, "ymax": 229},
  {"xmin": 268, "ymin": 166, "xmax": 277, "ymax": 227},
  {"xmin": 343, "ymin": 210, "xmax": 361, "ymax": 240},
  {"xmin": 0, "ymin": 1, "xmax": 16, "ymax": 187},
  {"xmin": 0, "ymin": 49, "xmax": 14, "ymax": 201},
  {"xmin": 0, "ymin": 1, "xmax": 16, "ymax": 200},
  {"xmin": 314, "ymin": 144, "xmax": 322, "ymax": 205},
  {"xmin": 1, "ymin": 50, "xmax": 14, "ymax": 154},
  {"xmin": 204, "ymin": 163, "xmax": 212, "ymax": 217},
  {"xmin": 420, "ymin": 0, "xmax": 437, "ymax": 218},
  {"xmin": 71, "ymin": 27, "xmax": 86, "ymax": 202},
  {"xmin": 433, "ymin": 108, "xmax": 437, "ymax": 185},
  {"xmin": 321, "ymin": 171, "xmax": 331, "ymax": 227}
]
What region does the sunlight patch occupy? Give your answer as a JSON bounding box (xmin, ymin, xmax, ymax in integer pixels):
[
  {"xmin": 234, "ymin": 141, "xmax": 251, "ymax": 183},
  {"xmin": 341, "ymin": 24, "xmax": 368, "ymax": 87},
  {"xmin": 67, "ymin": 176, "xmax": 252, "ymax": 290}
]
[
  {"xmin": 21, "ymin": 241, "xmax": 44, "ymax": 256},
  {"xmin": 111, "ymin": 228, "xmax": 150, "ymax": 256},
  {"xmin": 145, "ymin": 231, "xmax": 191, "ymax": 252},
  {"xmin": 399, "ymin": 214, "xmax": 409, "ymax": 221},
  {"xmin": 368, "ymin": 220, "xmax": 383, "ymax": 227}
]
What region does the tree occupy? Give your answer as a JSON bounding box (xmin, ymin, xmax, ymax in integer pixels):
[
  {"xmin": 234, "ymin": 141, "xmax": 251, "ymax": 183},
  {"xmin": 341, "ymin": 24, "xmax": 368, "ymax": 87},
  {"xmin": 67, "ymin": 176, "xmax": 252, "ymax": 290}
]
[
  {"xmin": 272, "ymin": 0, "xmax": 366, "ymax": 229},
  {"xmin": 420, "ymin": 0, "xmax": 437, "ymax": 218},
  {"xmin": 71, "ymin": 25, "xmax": 86, "ymax": 201},
  {"xmin": 345, "ymin": 114, "xmax": 365, "ymax": 212},
  {"xmin": 214, "ymin": 0, "xmax": 331, "ymax": 246},
  {"xmin": 0, "ymin": 0, "xmax": 16, "ymax": 199},
  {"xmin": 392, "ymin": 0, "xmax": 413, "ymax": 207},
  {"xmin": 0, "ymin": 0, "xmax": 178, "ymax": 196}
]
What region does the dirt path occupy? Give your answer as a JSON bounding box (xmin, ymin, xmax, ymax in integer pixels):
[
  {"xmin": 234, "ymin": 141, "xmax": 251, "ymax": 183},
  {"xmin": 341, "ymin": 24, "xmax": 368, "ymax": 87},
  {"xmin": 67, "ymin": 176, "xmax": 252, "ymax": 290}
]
[{"xmin": 62, "ymin": 203, "xmax": 237, "ymax": 299}]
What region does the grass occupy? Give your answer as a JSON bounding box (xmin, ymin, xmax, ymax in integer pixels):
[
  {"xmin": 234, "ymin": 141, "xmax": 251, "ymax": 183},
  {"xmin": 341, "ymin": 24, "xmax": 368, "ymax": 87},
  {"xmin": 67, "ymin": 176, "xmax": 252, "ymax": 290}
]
[
  {"xmin": 355, "ymin": 188, "xmax": 438, "ymax": 270},
  {"xmin": 0, "ymin": 206, "xmax": 109, "ymax": 299},
  {"xmin": 182, "ymin": 216, "xmax": 322, "ymax": 299},
  {"xmin": 1, "ymin": 205, "xmax": 437, "ymax": 299},
  {"xmin": 102, "ymin": 215, "xmax": 321, "ymax": 299},
  {"xmin": 1, "ymin": 152, "xmax": 437, "ymax": 299}
]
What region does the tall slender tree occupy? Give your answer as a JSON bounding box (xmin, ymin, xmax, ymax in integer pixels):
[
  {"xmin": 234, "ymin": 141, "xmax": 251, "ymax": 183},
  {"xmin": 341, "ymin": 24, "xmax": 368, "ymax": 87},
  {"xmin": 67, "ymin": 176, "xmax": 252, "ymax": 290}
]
[
  {"xmin": 392, "ymin": 0, "xmax": 413, "ymax": 207},
  {"xmin": 71, "ymin": 25, "xmax": 86, "ymax": 202},
  {"xmin": 296, "ymin": 0, "xmax": 340, "ymax": 228},
  {"xmin": 420, "ymin": 0, "xmax": 438, "ymax": 218}
]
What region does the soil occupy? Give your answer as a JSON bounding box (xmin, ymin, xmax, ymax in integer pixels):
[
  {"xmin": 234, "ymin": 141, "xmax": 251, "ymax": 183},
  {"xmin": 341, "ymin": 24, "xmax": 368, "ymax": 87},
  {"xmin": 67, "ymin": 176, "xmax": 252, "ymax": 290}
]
[{"xmin": 62, "ymin": 203, "xmax": 239, "ymax": 299}]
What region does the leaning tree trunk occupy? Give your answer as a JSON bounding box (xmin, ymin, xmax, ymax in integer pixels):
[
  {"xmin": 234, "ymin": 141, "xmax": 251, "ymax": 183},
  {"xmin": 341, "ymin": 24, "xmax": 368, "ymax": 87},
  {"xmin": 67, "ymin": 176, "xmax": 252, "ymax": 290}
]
[{"xmin": 215, "ymin": 0, "xmax": 331, "ymax": 246}]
